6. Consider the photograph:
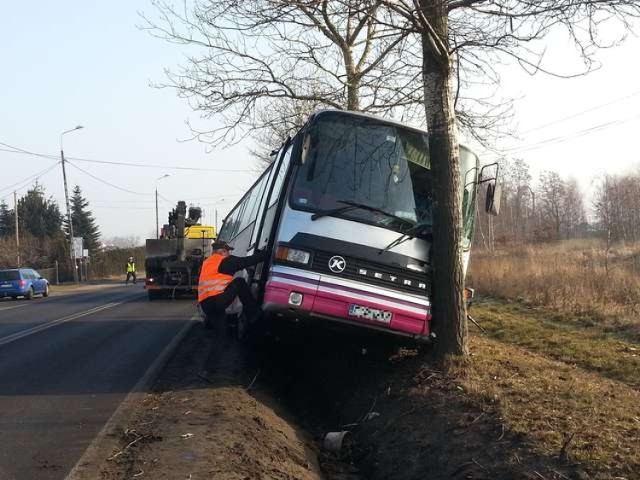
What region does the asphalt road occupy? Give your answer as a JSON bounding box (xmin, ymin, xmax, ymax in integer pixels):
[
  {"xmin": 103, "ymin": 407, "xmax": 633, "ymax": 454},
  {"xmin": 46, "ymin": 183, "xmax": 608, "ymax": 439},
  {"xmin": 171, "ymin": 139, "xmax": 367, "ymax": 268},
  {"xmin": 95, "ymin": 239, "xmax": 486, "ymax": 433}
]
[{"xmin": 0, "ymin": 284, "xmax": 198, "ymax": 480}]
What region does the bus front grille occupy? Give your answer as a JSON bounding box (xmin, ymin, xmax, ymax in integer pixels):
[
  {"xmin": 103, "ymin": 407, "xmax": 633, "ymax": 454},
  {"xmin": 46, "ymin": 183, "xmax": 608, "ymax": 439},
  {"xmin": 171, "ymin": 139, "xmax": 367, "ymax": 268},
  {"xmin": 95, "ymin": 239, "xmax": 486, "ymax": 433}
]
[{"xmin": 310, "ymin": 250, "xmax": 430, "ymax": 296}]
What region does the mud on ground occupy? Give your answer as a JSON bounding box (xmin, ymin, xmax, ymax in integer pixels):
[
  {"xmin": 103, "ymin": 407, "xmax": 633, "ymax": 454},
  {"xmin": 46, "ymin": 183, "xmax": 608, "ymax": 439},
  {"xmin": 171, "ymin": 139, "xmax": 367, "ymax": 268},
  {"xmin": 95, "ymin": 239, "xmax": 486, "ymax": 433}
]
[
  {"xmin": 98, "ymin": 313, "xmax": 636, "ymax": 480},
  {"xmin": 98, "ymin": 322, "xmax": 322, "ymax": 480}
]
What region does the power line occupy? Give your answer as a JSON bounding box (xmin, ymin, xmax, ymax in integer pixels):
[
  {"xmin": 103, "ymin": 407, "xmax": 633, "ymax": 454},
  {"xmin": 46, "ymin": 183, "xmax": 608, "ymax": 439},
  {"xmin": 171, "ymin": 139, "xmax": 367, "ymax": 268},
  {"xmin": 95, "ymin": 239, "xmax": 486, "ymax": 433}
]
[
  {"xmin": 501, "ymin": 113, "xmax": 640, "ymax": 156},
  {"xmin": 0, "ymin": 147, "xmax": 59, "ymax": 161},
  {"xmin": 66, "ymin": 161, "xmax": 154, "ymax": 197},
  {"xmin": 0, "ymin": 141, "xmax": 54, "ymax": 158},
  {"xmin": 72, "ymin": 193, "xmax": 242, "ymax": 208},
  {"xmin": 0, "ymin": 140, "xmax": 254, "ymax": 173},
  {"xmin": 182, "ymin": 193, "xmax": 244, "ymax": 202},
  {"xmin": 91, "ymin": 205, "xmax": 156, "ymax": 210},
  {"xmin": 0, "ymin": 162, "xmax": 61, "ymax": 197},
  {"xmin": 66, "ymin": 155, "xmax": 254, "ymax": 173},
  {"xmin": 520, "ymin": 88, "xmax": 640, "ymax": 134},
  {"xmin": 156, "ymin": 192, "xmax": 173, "ymax": 204},
  {"xmin": 90, "ymin": 199, "xmax": 157, "ymax": 204}
]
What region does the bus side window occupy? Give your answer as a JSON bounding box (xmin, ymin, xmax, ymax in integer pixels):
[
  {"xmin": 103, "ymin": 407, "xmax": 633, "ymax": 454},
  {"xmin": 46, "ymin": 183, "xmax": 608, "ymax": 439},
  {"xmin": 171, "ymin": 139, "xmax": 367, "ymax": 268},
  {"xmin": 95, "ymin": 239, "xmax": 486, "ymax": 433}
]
[
  {"xmin": 223, "ymin": 198, "xmax": 247, "ymax": 243},
  {"xmin": 218, "ymin": 220, "xmax": 229, "ymax": 241},
  {"xmin": 237, "ymin": 180, "xmax": 263, "ymax": 235},
  {"xmin": 259, "ymin": 144, "xmax": 293, "ymax": 249},
  {"xmin": 232, "ymin": 171, "xmax": 271, "ymax": 255},
  {"xmin": 249, "ymin": 163, "xmax": 275, "ymax": 249},
  {"xmin": 269, "ymin": 146, "xmax": 292, "ymax": 207}
]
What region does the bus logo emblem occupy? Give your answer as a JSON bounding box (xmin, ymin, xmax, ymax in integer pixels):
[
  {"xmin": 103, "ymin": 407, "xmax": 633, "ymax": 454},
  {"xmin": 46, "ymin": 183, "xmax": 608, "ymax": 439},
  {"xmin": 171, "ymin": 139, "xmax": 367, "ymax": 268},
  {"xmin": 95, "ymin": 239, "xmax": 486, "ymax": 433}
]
[{"xmin": 328, "ymin": 256, "xmax": 346, "ymax": 273}]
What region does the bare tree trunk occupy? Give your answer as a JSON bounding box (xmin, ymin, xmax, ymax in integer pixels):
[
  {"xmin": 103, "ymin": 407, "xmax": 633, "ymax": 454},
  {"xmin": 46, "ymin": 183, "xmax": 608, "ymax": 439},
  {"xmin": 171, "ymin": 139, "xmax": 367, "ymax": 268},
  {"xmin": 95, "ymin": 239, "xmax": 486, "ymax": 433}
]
[
  {"xmin": 420, "ymin": 2, "xmax": 468, "ymax": 357},
  {"xmin": 347, "ymin": 78, "xmax": 361, "ymax": 110},
  {"xmin": 343, "ymin": 46, "xmax": 360, "ymax": 111}
]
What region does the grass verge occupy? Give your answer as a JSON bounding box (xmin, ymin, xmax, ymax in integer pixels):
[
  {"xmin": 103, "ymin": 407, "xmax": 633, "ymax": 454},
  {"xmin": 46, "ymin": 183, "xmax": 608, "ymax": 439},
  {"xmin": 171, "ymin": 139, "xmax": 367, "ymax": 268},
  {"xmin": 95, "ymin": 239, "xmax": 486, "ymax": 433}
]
[
  {"xmin": 449, "ymin": 335, "xmax": 640, "ymax": 479},
  {"xmin": 471, "ymin": 299, "xmax": 640, "ymax": 389}
]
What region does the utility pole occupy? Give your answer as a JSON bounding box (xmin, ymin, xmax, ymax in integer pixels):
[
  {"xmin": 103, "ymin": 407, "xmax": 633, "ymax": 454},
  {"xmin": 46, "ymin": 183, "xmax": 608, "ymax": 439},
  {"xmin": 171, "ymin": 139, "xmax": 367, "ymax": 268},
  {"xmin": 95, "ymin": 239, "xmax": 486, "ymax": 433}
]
[
  {"xmin": 14, "ymin": 191, "xmax": 20, "ymax": 267},
  {"xmin": 155, "ymin": 188, "xmax": 159, "ymax": 239},
  {"xmin": 155, "ymin": 174, "xmax": 170, "ymax": 239},
  {"xmin": 60, "ymin": 126, "xmax": 84, "ymax": 283},
  {"xmin": 60, "ymin": 149, "xmax": 78, "ymax": 283}
]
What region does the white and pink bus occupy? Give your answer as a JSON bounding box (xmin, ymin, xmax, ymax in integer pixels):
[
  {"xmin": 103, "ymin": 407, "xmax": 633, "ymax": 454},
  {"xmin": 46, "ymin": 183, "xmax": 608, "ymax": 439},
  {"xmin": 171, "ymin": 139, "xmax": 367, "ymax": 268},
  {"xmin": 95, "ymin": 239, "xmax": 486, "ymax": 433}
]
[{"xmin": 217, "ymin": 110, "xmax": 498, "ymax": 341}]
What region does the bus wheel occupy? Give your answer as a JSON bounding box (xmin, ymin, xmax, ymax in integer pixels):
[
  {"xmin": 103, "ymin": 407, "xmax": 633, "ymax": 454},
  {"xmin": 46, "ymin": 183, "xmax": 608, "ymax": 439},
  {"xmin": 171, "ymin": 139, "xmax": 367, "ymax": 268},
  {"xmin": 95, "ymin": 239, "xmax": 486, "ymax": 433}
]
[
  {"xmin": 237, "ymin": 311, "xmax": 268, "ymax": 344},
  {"xmin": 237, "ymin": 312, "xmax": 262, "ymax": 343},
  {"xmin": 148, "ymin": 290, "xmax": 162, "ymax": 301},
  {"xmin": 236, "ymin": 313, "xmax": 249, "ymax": 341}
]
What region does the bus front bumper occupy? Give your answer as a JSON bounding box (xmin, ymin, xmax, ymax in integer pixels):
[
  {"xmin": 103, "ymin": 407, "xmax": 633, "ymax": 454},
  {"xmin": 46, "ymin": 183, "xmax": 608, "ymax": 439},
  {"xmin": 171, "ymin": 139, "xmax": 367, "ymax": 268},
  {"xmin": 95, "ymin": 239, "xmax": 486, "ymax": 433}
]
[{"xmin": 263, "ymin": 265, "xmax": 432, "ymax": 341}]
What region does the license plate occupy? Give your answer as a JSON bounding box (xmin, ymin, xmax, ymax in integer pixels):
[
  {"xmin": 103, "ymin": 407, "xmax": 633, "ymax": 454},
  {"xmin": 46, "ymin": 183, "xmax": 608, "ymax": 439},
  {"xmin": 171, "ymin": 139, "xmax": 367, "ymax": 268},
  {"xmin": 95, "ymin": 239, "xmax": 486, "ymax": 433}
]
[{"xmin": 348, "ymin": 304, "xmax": 392, "ymax": 324}]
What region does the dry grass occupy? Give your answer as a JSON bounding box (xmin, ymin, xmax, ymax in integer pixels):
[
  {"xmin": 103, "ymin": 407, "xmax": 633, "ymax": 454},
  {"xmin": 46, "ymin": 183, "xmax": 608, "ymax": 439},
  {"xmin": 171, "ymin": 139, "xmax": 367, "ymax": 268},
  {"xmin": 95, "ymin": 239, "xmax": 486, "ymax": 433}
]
[
  {"xmin": 447, "ymin": 334, "xmax": 640, "ymax": 479},
  {"xmin": 463, "ymin": 242, "xmax": 640, "ymax": 476},
  {"xmin": 469, "ymin": 240, "xmax": 640, "ymax": 341},
  {"xmin": 472, "ymin": 300, "xmax": 640, "ymax": 388}
]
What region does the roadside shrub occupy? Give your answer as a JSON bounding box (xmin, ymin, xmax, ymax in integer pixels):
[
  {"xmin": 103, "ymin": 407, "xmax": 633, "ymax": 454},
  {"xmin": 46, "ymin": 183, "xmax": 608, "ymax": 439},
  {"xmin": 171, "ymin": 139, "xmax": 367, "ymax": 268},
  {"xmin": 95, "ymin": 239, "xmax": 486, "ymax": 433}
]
[{"xmin": 90, "ymin": 246, "xmax": 145, "ymax": 279}]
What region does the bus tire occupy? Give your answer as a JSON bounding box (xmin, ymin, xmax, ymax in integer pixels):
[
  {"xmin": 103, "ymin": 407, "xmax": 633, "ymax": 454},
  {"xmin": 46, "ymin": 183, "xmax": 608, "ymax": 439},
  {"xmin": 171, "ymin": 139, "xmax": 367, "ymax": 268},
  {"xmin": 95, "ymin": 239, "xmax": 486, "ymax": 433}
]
[
  {"xmin": 237, "ymin": 311, "xmax": 267, "ymax": 344},
  {"xmin": 236, "ymin": 312, "xmax": 249, "ymax": 342},
  {"xmin": 148, "ymin": 290, "xmax": 162, "ymax": 301}
]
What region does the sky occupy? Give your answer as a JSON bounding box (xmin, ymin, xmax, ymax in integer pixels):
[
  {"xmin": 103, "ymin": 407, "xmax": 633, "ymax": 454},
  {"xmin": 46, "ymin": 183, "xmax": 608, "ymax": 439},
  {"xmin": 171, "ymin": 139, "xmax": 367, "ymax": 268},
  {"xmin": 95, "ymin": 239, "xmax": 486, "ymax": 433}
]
[{"xmin": 1, "ymin": 2, "xmax": 640, "ymax": 242}]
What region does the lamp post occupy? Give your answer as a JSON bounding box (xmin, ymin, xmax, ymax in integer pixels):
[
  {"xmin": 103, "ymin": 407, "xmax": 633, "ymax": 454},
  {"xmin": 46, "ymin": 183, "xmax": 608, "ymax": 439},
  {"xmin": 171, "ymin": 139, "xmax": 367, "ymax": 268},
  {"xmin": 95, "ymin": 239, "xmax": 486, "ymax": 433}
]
[
  {"xmin": 61, "ymin": 125, "xmax": 84, "ymax": 283},
  {"xmin": 14, "ymin": 191, "xmax": 20, "ymax": 267},
  {"xmin": 155, "ymin": 174, "xmax": 170, "ymax": 239}
]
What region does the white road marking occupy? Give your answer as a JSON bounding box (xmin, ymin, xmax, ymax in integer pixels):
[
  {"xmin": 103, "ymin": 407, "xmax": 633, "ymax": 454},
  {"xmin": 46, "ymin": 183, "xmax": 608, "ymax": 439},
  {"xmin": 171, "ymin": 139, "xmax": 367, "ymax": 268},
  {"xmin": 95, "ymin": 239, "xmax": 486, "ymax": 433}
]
[
  {"xmin": 0, "ymin": 302, "xmax": 122, "ymax": 347},
  {"xmin": 0, "ymin": 303, "xmax": 30, "ymax": 312}
]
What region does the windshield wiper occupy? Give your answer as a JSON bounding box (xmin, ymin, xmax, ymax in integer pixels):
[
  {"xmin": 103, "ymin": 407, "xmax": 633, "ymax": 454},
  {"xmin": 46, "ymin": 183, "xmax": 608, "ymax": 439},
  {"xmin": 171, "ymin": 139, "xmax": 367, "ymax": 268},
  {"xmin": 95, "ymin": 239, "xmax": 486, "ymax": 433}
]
[
  {"xmin": 310, "ymin": 202, "xmax": 360, "ymax": 221},
  {"xmin": 378, "ymin": 223, "xmax": 432, "ymax": 254},
  {"xmin": 311, "ymin": 200, "xmax": 413, "ymax": 228}
]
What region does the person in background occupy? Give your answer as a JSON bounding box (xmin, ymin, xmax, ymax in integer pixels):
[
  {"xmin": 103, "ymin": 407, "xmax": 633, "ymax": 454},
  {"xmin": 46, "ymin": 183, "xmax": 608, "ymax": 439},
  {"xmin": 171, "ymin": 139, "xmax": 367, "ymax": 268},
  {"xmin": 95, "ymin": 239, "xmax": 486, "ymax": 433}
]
[
  {"xmin": 197, "ymin": 241, "xmax": 266, "ymax": 327},
  {"xmin": 126, "ymin": 257, "xmax": 137, "ymax": 285}
]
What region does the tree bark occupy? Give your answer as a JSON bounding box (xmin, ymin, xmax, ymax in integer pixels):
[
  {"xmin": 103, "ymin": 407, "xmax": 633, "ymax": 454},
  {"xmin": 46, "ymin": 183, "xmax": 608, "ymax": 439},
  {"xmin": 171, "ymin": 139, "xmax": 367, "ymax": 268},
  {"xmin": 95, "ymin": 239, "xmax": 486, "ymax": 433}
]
[
  {"xmin": 343, "ymin": 45, "xmax": 361, "ymax": 111},
  {"xmin": 420, "ymin": 1, "xmax": 468, "ymax": 357},
  {"xmin": 347, "ymin": 77, "xmax": 361, "ymax": 110}
]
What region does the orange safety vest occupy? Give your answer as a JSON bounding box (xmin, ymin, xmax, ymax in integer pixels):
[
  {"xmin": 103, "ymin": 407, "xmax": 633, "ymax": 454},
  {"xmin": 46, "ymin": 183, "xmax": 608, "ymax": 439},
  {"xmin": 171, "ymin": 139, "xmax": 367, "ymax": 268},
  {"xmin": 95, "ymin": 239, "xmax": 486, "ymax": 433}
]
[{"xmin": 198, "ymin": 254, "xmax": 233, "ymax": 303}]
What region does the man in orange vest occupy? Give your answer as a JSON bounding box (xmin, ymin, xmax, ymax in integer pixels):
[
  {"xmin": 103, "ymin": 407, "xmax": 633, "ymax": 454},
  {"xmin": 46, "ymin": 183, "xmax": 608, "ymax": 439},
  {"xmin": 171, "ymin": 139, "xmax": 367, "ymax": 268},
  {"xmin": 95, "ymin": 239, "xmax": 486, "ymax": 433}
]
[{"xmin": 198, "ymin": 241, "xmax": 266, "ymax": 327}]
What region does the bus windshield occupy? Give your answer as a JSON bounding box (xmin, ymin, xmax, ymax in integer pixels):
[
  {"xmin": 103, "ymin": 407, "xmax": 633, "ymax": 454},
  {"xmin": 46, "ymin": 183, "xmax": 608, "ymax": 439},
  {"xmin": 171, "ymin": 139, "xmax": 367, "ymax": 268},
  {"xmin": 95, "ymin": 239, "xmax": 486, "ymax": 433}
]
[{"xmin": 290, "ymin": 113, "xmax": 432, "ymax": 235}]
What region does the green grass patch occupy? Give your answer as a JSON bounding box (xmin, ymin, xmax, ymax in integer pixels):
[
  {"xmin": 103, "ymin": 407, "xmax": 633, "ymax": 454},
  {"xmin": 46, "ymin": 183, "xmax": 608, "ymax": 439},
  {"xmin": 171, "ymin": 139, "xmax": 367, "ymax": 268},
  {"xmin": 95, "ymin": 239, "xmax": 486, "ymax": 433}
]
[
  {"xmin": 449, "ymin": 336, "xmax": 640, "ymax": 478},
  {"xmin": 472, "ymin": 299, "xmax": 640, "ymax": 389}
]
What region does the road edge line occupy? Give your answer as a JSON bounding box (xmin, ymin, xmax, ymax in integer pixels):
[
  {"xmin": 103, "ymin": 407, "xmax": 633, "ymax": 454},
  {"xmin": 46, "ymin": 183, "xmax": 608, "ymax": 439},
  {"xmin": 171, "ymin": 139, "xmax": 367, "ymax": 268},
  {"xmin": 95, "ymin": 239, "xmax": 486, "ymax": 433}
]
[{"xmin": 65, "ymin": 313, "xmax": 199, "ymax": 480}]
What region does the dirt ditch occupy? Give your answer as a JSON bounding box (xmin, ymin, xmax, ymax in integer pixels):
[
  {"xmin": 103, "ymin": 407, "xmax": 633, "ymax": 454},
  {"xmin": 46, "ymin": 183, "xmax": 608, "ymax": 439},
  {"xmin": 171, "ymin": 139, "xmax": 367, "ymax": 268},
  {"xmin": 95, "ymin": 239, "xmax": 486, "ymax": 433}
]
[{"xmin": 97, "ymin": 317, "xmax": 603, "ymax": 480}]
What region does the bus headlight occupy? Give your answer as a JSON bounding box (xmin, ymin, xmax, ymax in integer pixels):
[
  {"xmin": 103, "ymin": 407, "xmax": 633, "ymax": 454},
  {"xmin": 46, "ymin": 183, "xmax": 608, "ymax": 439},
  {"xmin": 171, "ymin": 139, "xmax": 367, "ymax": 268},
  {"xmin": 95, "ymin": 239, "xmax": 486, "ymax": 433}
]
[{"xmin": 276, "ymin": 246, "xmax": 311, "ymax": 265}]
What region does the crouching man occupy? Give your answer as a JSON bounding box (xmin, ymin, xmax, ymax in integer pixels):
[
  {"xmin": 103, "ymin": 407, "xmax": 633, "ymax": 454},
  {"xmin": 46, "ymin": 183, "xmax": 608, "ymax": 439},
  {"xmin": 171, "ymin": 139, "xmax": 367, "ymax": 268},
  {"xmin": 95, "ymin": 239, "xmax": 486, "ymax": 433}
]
[{"xmin": 197, "ymin": 241, "xmax": 266, "ymax": 328}]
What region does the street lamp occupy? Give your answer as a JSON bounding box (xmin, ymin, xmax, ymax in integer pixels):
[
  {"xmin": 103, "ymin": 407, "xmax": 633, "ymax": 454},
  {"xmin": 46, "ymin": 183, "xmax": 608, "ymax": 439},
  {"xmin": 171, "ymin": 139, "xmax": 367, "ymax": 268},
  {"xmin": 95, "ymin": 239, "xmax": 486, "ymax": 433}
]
[
  {"xmin": 156, "ymin": 174, "xmax": 170, "ymax": 239},
  {"xmin": 60, "ymin": 125, "xmax": 84, "ymax": 283}
]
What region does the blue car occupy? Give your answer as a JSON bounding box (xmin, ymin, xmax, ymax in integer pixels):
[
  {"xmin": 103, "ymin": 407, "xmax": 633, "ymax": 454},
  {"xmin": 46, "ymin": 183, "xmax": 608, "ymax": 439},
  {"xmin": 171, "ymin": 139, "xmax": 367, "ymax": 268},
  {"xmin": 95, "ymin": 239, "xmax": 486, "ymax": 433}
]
[{"xmin": 0, "ymin": 268, "xmax": 50, "ymax": 300}]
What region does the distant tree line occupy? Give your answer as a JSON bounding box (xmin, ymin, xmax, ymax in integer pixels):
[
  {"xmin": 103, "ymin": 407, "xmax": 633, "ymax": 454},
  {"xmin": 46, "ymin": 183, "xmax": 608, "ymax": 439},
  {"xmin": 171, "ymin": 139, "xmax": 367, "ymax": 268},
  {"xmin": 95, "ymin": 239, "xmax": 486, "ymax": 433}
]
[
  {"xmin": 0, "ymin": 184, "xmax": 133, "ymax": 279},
  {"xmin": 474, "ymin": 158, "xmax": 637, "ymax": 249},
  {"xmin": 594, "ymin": 171, "xmax": 640, "ymax": 244}
]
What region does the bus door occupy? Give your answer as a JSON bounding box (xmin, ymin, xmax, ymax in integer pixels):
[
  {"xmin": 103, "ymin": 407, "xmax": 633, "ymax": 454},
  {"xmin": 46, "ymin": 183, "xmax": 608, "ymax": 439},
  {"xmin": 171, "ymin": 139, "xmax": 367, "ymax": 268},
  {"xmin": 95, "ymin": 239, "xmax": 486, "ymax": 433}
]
[{"xmin": 249, "ymin": 137, "xmax": 294, "ymax": 286}]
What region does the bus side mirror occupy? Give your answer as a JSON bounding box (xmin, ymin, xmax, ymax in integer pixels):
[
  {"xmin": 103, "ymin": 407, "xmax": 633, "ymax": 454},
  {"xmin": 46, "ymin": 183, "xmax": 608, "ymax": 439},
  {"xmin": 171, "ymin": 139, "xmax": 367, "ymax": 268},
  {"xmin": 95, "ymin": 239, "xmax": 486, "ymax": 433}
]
[{"xmin": 485, "ymin": 181, "xmax": 501, "ymax": 216}]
